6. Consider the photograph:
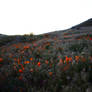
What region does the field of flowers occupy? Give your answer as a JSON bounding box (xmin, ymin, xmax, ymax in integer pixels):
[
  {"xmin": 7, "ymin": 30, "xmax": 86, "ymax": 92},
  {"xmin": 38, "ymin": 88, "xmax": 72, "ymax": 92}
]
[{"xmin": 0, "ymin": 34, "xmax": 92, "ymax": 92}]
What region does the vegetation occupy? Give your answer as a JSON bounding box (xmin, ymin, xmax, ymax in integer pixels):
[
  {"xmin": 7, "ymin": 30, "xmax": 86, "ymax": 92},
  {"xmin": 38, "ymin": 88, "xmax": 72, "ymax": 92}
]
[
  {"xmin": 0, "ymin": 33, "xmax": 92, "ymax": 92},
  {"xmin": 69, "ymin": 39, "xmax": 88, "ymax": 53}
]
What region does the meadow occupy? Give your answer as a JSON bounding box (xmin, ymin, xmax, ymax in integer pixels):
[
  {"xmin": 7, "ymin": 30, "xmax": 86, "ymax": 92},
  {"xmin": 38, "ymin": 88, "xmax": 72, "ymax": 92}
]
[{"xmin": 0, "ymin": 34, "xmax": 92, "ymax": 92}]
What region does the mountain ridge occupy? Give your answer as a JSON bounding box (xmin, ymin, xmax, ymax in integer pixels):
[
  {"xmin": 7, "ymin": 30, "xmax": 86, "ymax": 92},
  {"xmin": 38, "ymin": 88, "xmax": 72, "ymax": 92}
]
[{"xmin": 71, "ymin": 18, "xmax": 92, "ymax": 29}]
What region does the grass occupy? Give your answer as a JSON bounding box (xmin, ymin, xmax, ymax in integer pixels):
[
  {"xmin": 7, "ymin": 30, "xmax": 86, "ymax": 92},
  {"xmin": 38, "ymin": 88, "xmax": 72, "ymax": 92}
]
[{"xmin": 0, "ymin": 34, "xmax": 92, "ymax": 92}]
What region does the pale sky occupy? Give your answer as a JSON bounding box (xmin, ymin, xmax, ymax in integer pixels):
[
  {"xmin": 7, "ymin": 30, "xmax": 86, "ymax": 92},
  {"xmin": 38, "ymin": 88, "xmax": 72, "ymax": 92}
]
[{"xmin": 0, "ymin": 0, "xmax": 92, "ymax": 35}]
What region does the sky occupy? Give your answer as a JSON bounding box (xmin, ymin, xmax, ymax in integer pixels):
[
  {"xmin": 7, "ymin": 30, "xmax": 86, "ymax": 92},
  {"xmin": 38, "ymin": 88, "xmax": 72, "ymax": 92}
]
[{"xmin": 0, "ymin": 0, "xmax": 92, "ymax": 35}]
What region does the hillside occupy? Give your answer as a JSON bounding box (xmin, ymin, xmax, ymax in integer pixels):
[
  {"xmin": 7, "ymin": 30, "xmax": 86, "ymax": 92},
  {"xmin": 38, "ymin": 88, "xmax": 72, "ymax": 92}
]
[
  {"xmin": 71, "ymin": 18, "xmax": 92, "ymax": 29},
  {"xmin": 0, "ymin": 19, "xmax": 92, "ymax": 92}
]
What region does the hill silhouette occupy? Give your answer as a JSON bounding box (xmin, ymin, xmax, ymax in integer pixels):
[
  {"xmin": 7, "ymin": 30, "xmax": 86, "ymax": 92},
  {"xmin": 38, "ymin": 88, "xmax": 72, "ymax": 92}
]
[{"xmin": 71, "ymin": 18, "xmax": 92, "ymax": 29}]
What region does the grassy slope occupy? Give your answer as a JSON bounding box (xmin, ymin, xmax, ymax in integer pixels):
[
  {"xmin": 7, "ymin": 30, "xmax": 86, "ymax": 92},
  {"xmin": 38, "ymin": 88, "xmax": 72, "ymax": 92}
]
[{"xmin": 0, "ymin": 30, "xmax": 92, "ymax": 92}]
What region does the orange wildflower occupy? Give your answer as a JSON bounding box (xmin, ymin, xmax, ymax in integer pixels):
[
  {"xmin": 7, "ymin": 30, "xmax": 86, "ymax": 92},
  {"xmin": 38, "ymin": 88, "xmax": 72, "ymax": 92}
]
[
  {"xmin": 24, "ymin": 45, "xmax": 30, "ymax": 49},
  {"xmin": 17, "ymin": 58, "xmax": 20, "ymax": 64},
  {"xmin": 19, "ymin": 69, "xmax": 23, "ymax": 73},
  {"xmin": 68, "ymin": 57, "xmax": 72, "ymax": 62},
  {"xmin": 15, "ymin": 45, "xmax": 19, "ymax": 48},
  {"xmin": 24, "ymin": 61, "xmax": 30, "ymax": 64},
  {"xmin": 47, "ymin": 42, "xmax": 50, "ymax": 46},
  {"xmin": 58, "ymin": 56, "xmax": 60, "ymax": 58},
  {"xmin": 37, "ymin": 62, "xmax": 41, "ymax": 67},
  {"xmin": 30, "ymin": 58, "xmax": 33, "ymax": 61},
  {"xmin": 65, "ymin": 56, "xmax": 70, "ymax": 64},
  {"xmin": 75, "ymin": 56, "xmax": 80, "ymax": 62},
  {"xmin": 13, "ymin": 58, "xmax": 17, "ymax": 61},
  {"xmin": 0, "ymin": 58, "xmax": 3, "ymax": 62},
  {"xmin": 65, "ymin": 56, "xmax": 69, "ymax": 61},
  {"xmin": 49, "ymin": 72, "xmax": 53, "ymax": 76}
]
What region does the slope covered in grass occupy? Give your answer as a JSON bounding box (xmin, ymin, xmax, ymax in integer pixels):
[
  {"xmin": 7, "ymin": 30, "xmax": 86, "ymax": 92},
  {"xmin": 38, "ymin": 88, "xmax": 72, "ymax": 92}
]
[{"xmin": 0, "ymin": 32, "xmax": 92, "ymax": 92}]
